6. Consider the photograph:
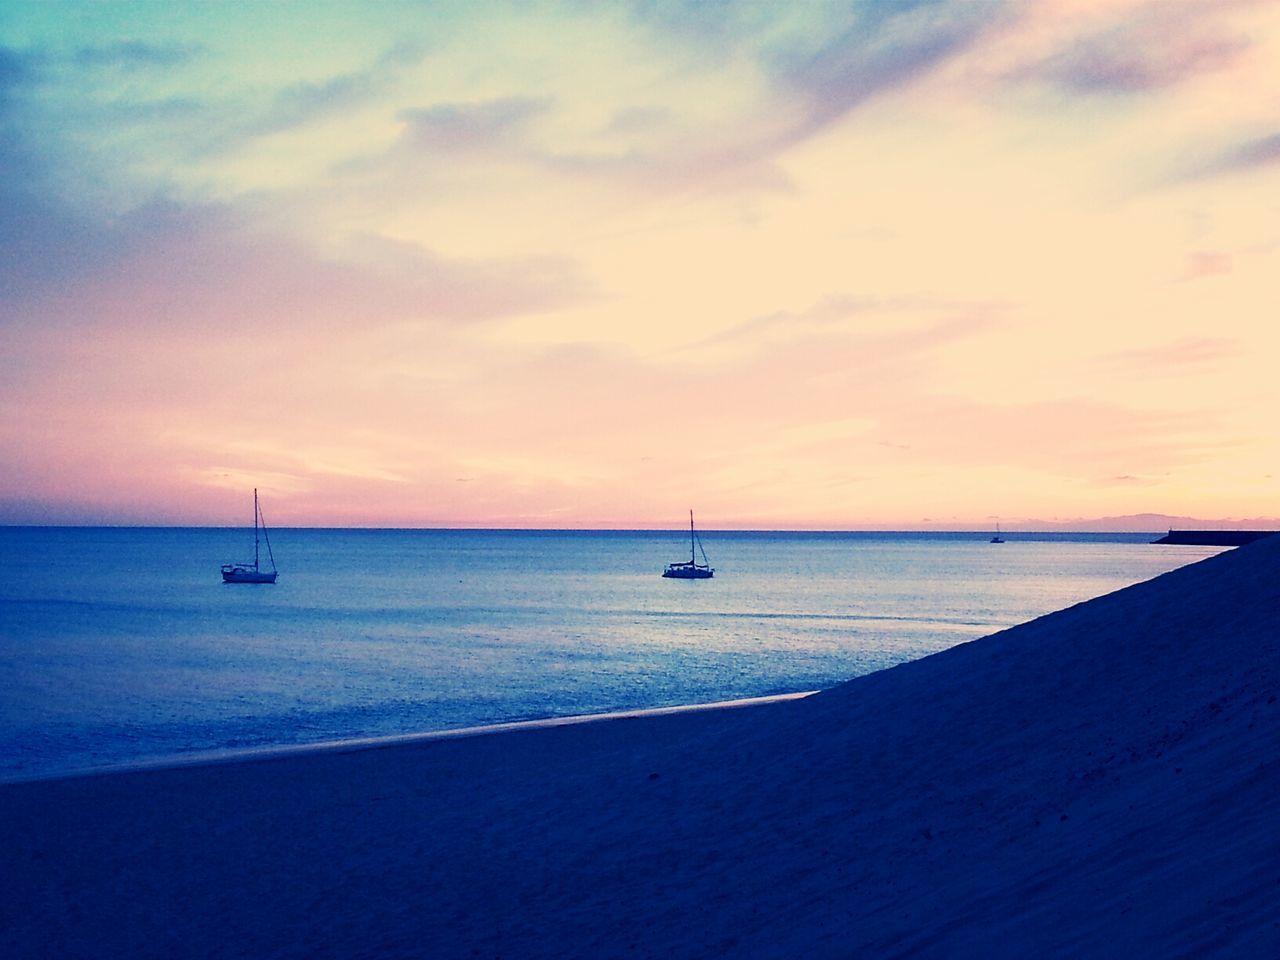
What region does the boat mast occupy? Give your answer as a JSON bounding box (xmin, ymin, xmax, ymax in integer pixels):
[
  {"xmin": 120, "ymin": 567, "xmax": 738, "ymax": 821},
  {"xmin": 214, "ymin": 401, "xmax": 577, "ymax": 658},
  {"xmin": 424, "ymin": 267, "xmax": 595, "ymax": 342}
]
[
  {"xmin": 254, "ymin": 487, "xmax": 261, "ymax": 571},
  {"xmin": 689, "ymin": 510, "xmax": 696, "ymax": 564},
  {"xmin": 260, "ymin": 496, "xmax": 276, "ymax": 573}
]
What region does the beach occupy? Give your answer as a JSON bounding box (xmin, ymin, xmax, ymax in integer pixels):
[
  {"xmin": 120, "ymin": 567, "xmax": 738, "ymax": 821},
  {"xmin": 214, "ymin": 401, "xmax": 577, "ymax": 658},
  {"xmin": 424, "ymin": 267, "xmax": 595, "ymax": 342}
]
[{"xmin": 3, "ymin": 536, "xmax": 1278, "ymax": 958}]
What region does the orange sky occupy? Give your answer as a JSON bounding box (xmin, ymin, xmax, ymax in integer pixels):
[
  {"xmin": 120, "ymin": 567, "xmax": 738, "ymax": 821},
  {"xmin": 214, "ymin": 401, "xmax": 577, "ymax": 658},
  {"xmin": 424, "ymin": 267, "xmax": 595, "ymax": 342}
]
[{"xmin": 2, "ymin": 0, "xmax": 1279, "ymax": 528}]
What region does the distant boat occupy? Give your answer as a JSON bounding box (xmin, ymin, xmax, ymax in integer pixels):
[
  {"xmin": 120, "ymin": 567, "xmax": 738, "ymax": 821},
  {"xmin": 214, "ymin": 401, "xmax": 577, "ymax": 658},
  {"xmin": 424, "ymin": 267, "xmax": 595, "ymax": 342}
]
[
  {"xmin": 990, "ymin": 522, "xmax": 1005, "ymax": 544},
  {"xmin": 221, "ymin": 488, "xmax": 278, "ymax": 583},
  {"xmin": 663, "ymin": 510, "xmax": 714, "ymax": 579}
]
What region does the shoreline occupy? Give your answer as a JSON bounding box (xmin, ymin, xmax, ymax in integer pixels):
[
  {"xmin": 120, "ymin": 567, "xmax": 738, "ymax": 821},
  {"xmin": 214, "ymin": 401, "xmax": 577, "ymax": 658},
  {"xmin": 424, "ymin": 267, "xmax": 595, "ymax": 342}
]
[{"xmin": 2, "ymin": 689, "xmax": 817, "ymax": 787}]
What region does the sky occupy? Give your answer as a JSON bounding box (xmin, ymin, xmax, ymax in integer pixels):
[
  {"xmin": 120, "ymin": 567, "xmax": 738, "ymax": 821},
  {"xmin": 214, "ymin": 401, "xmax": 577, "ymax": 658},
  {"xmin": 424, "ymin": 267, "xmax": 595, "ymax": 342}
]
[{"xmin": 2, "ymin": 0, "xmax": 1279, "ymax": 529}]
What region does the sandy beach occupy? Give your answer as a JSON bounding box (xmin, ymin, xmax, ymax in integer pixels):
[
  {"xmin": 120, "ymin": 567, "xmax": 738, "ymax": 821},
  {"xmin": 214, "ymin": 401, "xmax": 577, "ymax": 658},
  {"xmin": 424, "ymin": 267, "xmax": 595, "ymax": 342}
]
[{"xmin": 3, "ymin": 536, "xmax": 1278, "ymax": 959}]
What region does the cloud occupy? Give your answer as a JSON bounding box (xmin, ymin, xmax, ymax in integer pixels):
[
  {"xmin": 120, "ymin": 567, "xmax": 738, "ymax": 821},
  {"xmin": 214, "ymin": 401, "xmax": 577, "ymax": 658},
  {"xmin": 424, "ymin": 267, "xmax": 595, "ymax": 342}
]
[
  {"xmin": 0, "ymin": 36, "xmax": 588, "ymax": 326},
  {"xmin": 588, "ymin": 2, "xmax": 1007, "ymax": 192},
  {"xmin": 485, "ymin": 304, "xmax": 995, "ymax": 458},
  {"xmin": 874, "ymin": 396, "xmax": 1222, "ymax": 478},
  {"xmin": 5, "ymin": 36, "xmax": 427, "ymax": 187},
  {"xmin": 230, "ymin": 41, "xmax": 426, "ymax": 143},
  {"xmin": 0, "ymin": 48, "xmax": 116, "ymax": 302},
  {"xmin": 772, "ymin": 1, "xmax": 1006, "ymax": 138},
  {"xmin": 397, "ymin": 95, "xmax": 553, "ymax": 154},
  {"xmin": 638, "ymin": 1, "xmax": 1005, "ymax": 186},
  {"xmin": 1191, "ymin": 130, "xmax": 1280, "ymax": 180},
  {"xmin": 621, "ymin": 0, "xmax": 776, "ymax": 54},
  {"xmin": 0, "ymin": 194, "xmax": 595, "ymax": 525},
  {"xmin": 441, "ymin": 313, "xmax": 1221, "ymax": 518},
  {"xmin": 1178, "ymin": 250, "xmax": 1233, "ymax": 281},
  {"xmin": 1, "ymin": 192, "xmax": 592, "ymax": 339},
  {"xmin": 343, "ymin": 94, "xmax": 787, "ymax": 204},
  {"xmin": 337, "ymin": 231, "xmax": 594, "ymax": 323},
  {"xmin": 339, "ymin": 3, "xmax": 1005, "ymax": 204},
  {"xmin": 599, "ymin": 105, "xmax": 675, "ymax": 137},
  {"xmin": 1104, "ymin": 337, "xmax": 1239, "ymax": 370},
  {"xmin": 72, "ymin": 40, "xmax": 201, "ymax": 70},
  {"xmin": 0, "ymin": 186, "xmax": 114, "ymax": 303},
  {"xmin": 1016, "ymin": 3, "xmax": 1250, "ymax": 94},
  {"xmin": 0, "ymin": 192, "xmax": 591, "ymax": 424},
  {"xmin": 691, "ymin": 296, "xmax": 999, "ymax": 355}
]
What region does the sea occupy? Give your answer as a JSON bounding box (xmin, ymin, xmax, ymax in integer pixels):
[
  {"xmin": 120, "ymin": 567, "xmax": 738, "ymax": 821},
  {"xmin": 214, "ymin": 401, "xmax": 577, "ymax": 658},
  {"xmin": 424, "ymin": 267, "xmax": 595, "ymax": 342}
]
[{"xmin": 0, "ymin": 527, "xmax": 1223, "ymax": 783}]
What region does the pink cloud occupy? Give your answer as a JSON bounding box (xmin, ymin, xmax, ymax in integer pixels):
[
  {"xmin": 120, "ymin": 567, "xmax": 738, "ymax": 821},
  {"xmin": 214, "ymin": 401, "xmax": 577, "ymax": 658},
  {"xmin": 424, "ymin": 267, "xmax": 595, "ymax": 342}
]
[
  {"xmin": 1179, "ymin": 251, "xmax": 1233, "ymax": 281},
  {"xmin": 1105, "ymin": 337, "xmax": 1238, "ymax": 368}
]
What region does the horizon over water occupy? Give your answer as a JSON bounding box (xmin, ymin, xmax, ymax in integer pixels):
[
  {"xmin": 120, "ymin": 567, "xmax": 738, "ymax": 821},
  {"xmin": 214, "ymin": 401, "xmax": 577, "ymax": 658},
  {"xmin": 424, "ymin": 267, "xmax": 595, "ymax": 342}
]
[{"xmin": 0, "ymin": 527, "xmax": 1223, "ymax": 782}]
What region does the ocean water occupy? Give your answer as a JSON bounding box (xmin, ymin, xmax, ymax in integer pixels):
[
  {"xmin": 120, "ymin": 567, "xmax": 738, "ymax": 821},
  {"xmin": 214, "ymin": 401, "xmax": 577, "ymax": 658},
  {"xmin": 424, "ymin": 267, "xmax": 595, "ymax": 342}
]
[{"xmin": 0, "ymin": 527, "xmax": 1222, "ymax": 782}]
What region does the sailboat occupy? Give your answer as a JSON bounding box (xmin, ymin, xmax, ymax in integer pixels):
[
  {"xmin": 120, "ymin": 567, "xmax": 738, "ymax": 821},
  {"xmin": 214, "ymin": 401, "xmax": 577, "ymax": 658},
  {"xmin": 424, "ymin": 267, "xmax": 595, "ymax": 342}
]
[
  {"xmin": 663, "ymin": 510, "xmax": 714, "ymax": 579},
  {"xmin": 221, "ymin": 488, "xmax": 278, "ymax": 583},
  {"xmin": 990, "ymin": 522, "xmax": 1005, "ymax": 544}
]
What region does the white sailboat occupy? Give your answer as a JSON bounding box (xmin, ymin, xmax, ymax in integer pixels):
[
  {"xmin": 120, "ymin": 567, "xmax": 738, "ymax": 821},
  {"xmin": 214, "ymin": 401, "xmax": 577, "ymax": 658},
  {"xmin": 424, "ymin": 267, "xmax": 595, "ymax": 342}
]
[
  {"xmin": 221, "ymin": 488, "xmax": 278, "ymax": 583},
  {"xmin": 663, "ymin": 510, "xmax": 714, "ymax": 579},
  {"xmin": 990, "ymin": 521, "xmax": 1005, "ymax": 544}
]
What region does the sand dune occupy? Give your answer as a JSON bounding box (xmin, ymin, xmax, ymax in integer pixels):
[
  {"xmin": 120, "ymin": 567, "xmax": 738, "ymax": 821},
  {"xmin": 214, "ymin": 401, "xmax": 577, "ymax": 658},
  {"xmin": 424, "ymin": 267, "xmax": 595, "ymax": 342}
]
[{"xmin": 3, "ymin": 537, "xmax": 1278, "ymax": 958}]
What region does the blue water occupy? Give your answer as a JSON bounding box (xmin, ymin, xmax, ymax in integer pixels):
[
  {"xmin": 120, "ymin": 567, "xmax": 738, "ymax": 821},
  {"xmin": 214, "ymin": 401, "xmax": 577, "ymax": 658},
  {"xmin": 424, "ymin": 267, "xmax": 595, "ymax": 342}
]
[{"xmin": 0, "ymin": 528, "xmax": 1222, "ymax": 782}]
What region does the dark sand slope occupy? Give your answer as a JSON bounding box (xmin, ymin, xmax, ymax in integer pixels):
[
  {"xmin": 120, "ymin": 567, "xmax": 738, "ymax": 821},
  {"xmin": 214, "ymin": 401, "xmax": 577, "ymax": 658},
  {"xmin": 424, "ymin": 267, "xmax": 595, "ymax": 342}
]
[{"xmin": 3, "ymin": 538, "xmax": 1278, "ymax": 959}]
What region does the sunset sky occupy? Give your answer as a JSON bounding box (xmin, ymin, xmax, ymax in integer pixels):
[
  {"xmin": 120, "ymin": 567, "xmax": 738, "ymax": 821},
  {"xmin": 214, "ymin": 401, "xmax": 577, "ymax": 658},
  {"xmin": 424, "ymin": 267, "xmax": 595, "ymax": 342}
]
[{"xmin": 3, "ymin": 0, "xmax": 1279, "ymax": 528}]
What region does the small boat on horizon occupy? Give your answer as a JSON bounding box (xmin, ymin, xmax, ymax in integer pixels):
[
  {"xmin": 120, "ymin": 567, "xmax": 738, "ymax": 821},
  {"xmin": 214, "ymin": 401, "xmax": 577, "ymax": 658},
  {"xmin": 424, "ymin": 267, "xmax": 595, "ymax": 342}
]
[
  {"xmin": 221, "ymin": 488, "xmax": 278, "ymax": 583},
  {"xmin": 990, "ymin": 522, "xmax": 1005, "ymax": 544},
  {"xmin": 663, "ymin": 510, "xmax": 714, "ymax": 579}
]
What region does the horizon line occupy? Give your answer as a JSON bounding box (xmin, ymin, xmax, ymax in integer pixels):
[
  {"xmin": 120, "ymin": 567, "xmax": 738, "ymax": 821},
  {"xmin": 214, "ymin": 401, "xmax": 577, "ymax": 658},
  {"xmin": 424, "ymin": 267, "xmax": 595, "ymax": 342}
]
[{"xmin": 0, "ymin": 522, "xmax": 1251, "ymax": 534}]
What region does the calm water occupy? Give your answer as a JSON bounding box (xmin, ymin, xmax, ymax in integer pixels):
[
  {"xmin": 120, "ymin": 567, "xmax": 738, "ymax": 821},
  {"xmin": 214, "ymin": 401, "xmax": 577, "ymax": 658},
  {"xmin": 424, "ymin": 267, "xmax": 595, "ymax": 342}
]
[{"xmin": 0, "ymin": 528, "xmax": 1222, "ymax": 782}]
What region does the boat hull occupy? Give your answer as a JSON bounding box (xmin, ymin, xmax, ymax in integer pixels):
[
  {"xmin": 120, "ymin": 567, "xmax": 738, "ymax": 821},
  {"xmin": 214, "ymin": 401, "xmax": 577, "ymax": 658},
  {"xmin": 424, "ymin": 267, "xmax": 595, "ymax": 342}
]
[
  {"xmin": 221, "ymin": 568, "xmax": 278, "ymax": 584},
  {"xmin": 662, "ymin": 565, "xmax": 714, "ymax": 579}
]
